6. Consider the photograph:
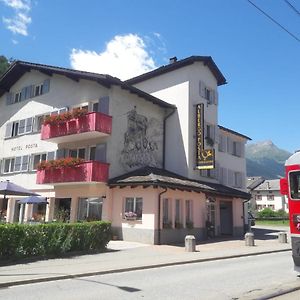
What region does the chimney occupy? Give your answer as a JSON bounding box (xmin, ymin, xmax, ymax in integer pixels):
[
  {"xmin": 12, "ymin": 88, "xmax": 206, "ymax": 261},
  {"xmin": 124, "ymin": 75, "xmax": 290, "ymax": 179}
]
[{"xmin": 169, "ymin": 56, "xmax": 177, "ymax": 64}]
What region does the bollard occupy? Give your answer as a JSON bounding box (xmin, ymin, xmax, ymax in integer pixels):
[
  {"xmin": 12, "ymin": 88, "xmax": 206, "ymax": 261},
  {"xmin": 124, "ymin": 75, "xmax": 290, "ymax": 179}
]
[
  {"xmin": 245, "ymin": 232, "xmax": 255, "ymax": 246},
  {"xmin": 278, "ymin": 232, "xmax": 288, "ymax": 243},
  {"xmin": 185, "ymin": 235, "xmax": 196, "ymax": 252}
]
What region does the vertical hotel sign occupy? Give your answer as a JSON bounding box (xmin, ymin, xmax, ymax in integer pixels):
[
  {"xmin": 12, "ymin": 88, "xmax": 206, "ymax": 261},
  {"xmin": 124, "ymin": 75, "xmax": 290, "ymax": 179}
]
[{"xmin": 196, "ymin": 103, "xmax": 215, "ymax": 169}]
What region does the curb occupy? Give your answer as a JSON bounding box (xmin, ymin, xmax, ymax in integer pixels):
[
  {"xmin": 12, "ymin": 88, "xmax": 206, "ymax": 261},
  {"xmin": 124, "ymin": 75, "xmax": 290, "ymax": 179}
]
[
  {"xmin": 0, "ymin": 248, "xmax": 292, "ymax": 289},
  {"xmin": 242, "ymin": 280, "xmax": 300, "ymax": 300}
]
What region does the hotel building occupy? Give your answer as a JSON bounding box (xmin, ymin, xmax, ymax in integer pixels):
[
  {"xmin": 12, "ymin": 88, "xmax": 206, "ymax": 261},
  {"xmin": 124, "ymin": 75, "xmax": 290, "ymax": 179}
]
[{"xmin": 0, "ymin": 56, "xmax": 250, "ymax": 244}]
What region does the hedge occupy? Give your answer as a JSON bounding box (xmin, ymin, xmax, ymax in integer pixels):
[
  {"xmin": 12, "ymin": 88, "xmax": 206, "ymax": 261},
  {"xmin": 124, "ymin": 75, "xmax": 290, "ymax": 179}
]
[{"xmin": 0, "ymin": 221, "xmax": 111, "ymax": 260}]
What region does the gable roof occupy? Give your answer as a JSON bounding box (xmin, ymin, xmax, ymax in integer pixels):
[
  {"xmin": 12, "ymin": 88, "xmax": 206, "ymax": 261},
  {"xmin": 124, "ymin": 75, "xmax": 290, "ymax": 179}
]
[
  {"xmin": 218, "ymin": 125, "xmax": 252, "ymax": 141},
  {"xmin": 254, "ymin": 179, "xmax": 280, "ymax": 191},
  {"xmin": 108, "ymin": 166, "xmax": 250, "ymax": 200},
  {"xmin": 0, "ymin": 60, "xmax": 176, "ymax": 110},
  {"xmin": 125, "ymin": 56, "xmax": 227, "ymax": 86}
]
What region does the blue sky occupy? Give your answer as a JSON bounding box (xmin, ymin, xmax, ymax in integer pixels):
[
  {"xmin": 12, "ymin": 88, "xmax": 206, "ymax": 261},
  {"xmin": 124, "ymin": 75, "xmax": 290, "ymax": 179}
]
[{"xmin": 1, "ymin": 0, "xmax": 300, "ymax": 153}]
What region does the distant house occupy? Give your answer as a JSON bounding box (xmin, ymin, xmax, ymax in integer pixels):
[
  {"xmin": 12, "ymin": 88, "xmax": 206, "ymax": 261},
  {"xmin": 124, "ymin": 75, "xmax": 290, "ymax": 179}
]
[{"xmin": 249, "ymin": 179, "xmax": 288, "ymax": 213}]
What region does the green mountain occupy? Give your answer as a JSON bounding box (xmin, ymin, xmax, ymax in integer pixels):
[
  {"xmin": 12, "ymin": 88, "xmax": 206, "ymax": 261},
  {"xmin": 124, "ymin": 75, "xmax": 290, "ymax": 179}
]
[{"xmin": 245, "ymin": 141, "xmax": 292, "ymax": 179}]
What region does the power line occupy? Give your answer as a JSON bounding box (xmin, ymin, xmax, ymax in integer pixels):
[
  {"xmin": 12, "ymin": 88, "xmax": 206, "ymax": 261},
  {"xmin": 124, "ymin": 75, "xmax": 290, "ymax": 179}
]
[
  {"xmin": 284, "ymin": 0, "xmax": 300, "ymax": 16},
  {"xmin": 247, "ymin": 0, "xmax": 300, "ymax": 43}
]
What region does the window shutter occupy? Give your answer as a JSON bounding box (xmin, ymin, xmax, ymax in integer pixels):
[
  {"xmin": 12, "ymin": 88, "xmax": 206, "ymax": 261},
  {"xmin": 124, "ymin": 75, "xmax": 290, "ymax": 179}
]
[
  {"xmin": 199, "ymin": 81, "xmax": 205, "ymax": 98},
  {"xmin": 95, "ymin": 143, "xmax": 107, "ymax": 162},
  {"xmin": 214, "ymin": 162, "xmax": 219, "ymax": 179},
  {"xmin": 33, "ymin": 116, "xmax": 39, "ymax": 132},
  {"xmin": 56, "ymin": 149, "xmax": 66, "ymax": 159},
  {"xmin": 227, "ymin": 137, "xmax": 233, "ymax": 154},
  {"xmin": 211, "ymin": 125, "xmax": 215, "ymax": 141},
  {"xmin": 98, "ymin": 96, "xmax": 109, "ymax": 115},
  {"xmin": 6, "ymin": 92, "xmax": 13, "ymax": 105},
  {"xmin": 204, "ymin": 121, "xmax": 209, "ymax": 138},
  {"xmin": 228, "ymin": 169, "xmax": 234, "ymax": 186},
  {"xmin": 43, "ymin": 79, "xmax": 50, "ymax": 94},
  {"xmin": 209, "ymin": 90, "xmax": 214, "ymax": 104},
  {"xmin": 214, "ymin": 90, "xmax": 218, "ymax": 105},
  {"xmin": 20, "ymin": 87, "xmax": 26, "ymax": 101},
  {"xmin": 222, "ymin": 135, "xmax": 227, "ymax": 152},
  {"xmin": 223, "ymin": 168, "xmax": 228, "ymax": 185},
  {"xmin": 240, "ymin": 142, "xmax": 245, "ymax": 158},
  {"xmin": 28, "ymin": 85, "xmax": 34, "ymax": 98},
  {"xmin": 5, "ymin": 122, "xmax": 13, "ymax": 138},
  {"xmin": 240, "ymin": 172, "xmax": 245, "ymax": 188},
  {"xmin": 237, "ymin": 172, "xmax": 243, "ymax": 188},
  {"xmin": 236, "ymin": 142, "xmax": 242, "ymax": 157}
]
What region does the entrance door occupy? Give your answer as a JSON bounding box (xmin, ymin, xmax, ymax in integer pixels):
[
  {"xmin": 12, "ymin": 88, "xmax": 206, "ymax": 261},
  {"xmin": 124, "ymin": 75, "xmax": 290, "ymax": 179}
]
[{"xmin": 220, "ymin": 201, "xmax": 233, "ymax": 235}]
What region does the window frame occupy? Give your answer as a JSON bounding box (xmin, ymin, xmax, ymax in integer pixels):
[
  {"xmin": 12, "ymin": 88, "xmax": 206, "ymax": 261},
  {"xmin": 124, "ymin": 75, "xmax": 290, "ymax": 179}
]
[{"xmin": 124, "ymin": 197, "xmax": 143, "ymax": 220}]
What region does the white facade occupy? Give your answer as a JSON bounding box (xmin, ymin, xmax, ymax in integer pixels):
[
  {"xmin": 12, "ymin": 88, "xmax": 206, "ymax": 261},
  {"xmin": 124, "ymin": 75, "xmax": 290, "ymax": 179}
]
[{"xmin": 128, "ymin": 59, "xmax": 249, "ymax": 190}]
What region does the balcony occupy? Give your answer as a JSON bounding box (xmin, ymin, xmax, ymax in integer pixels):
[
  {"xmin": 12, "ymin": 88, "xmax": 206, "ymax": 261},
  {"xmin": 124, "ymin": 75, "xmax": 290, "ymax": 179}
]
[
  {"xmin": 36, "ymin": 161, "xmax": 109, "ymax": 185},
  {"xmin": 41, "ymin": 112, "xmax": 112, "ymax": 143}
]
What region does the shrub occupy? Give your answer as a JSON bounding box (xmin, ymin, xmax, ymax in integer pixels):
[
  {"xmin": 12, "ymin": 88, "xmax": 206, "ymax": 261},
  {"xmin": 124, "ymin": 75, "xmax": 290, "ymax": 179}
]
[
  {"xmin": 37, "ymin": 157, "xmax": 84, "ymax": 171},
  {"xmin": 257, "ymin": 208, "xmax": 289, "ymax": 219},
  {"xmin": 0, "ymin": 221, "xmax": 111, "ymax": 260}
]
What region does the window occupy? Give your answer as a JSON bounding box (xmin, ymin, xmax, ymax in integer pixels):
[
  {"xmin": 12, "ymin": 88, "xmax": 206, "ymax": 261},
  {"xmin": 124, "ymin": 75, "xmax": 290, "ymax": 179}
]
[
  {"xmin": 6, "ymin": 79, "xmax": 50, "ymax": 106},
  {"xmin": 14, "ymin": 91, "xmax": 21, "ymax": 103},
  {"xmin": 267, "ymin": 195, "xmax": 274, "ymax": 200},
  {"xmin": 68, "ymin": 148, "xmax": 86, "ymax": 159},
  {"xmin": 72, "ymin": 104, "xmax": 88, "ymax": 112},
  {"xmin": 124, "ymin": 197, "xmax": 143, "ymax": 220},
  {"xmin": 268, "ymin": 204, "xmax": 275, "ymax": 210},
  {"xmin": 175, "ymin": 199, "xmax": 181, "ymax": 222},
  {"xmin": 18, "ymin": 117, "xmax": 33, "ymax": 135},
  {"xmin": 34, "ymin": 83, "xmax": 43, "ymax": 97},
  {"xmin": 163, "ymin": 198, "xmax": 170, "ymax": 228},
  {"xmin": 32, "ymin": 153, "xmax": 47, "ymax": 170},
  {"xmin": 3, "ymin": 158, "xmax": 15, "ymax": 173},
  {"xmin": 5, "ymin": 117, "xmax": 34, "ymax": 138},
  {"xmin": 92, "ymin": 102, "xmax": 99, "ymax": 112},
  {"xmin": 200, "ymin": 169, "xmax": 216, "ymax": 178},
  {"xmin": 234, "ymin": 172, "xmax": 243, "ymax": 188},
  {"xmin": 289, "ymin": 171, "xmax": 300, "ymax": 200},
  {"xmin": 51, "ymin": 107, "xmax": 68, "ymax": 116},
  {"xmin": 89, "ymin": 146, "xmax": 96, "ymax": 161},
  {"xmin": 255, "ymin": 195, "xmax": 262, "ymax": 200},
  {"xmin": 77, "ymin": 197, "xmax": 103, "ymax": 221},
  {"xmin": 14, "ymin": 156, "xmax": 22, "ymax": 172},
  {"xmin": 185, "ymin": 200, "xmax": 193, "ymax": 222},
  {"xmin": 2, "ymin": 156, "xmax": 29, "ymax": 173},
  {"xmin": 34, "ymin": 114, "xmax": 49, "ymax": 132}
]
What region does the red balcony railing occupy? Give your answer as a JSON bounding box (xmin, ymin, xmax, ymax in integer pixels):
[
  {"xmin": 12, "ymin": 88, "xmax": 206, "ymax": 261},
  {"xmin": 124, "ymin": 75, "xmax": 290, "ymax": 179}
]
[
  {"xmin": 41, "ymin": 112, "xmax": 112, "ymax": 142},
  {"xmin": 36, "ymin": 161, "xmax": 109, "ymax": 184}
]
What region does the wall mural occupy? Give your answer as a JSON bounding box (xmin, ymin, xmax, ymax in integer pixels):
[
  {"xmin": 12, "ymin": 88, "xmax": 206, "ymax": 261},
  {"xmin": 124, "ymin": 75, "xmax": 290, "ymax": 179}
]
[{"xmin": 120, "ymin": 108, "xmax": 163, "ymax": 171}]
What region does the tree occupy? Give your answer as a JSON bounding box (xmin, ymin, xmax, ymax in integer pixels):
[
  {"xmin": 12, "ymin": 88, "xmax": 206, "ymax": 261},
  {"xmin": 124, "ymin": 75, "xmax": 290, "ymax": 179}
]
[{"xmin": 0, "ymin": 55, "xmax": 10, "ymax": 76}]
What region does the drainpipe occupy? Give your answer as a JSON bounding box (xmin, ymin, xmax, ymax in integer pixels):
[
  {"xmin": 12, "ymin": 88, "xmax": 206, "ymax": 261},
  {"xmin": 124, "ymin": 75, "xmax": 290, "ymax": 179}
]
[
  {"xmin": 158, "ymin": 187, "xmax": 167, "ymax": 245},
  {"xmin": 163, "ymin": 108, "xmax": 176, "ymax": 169}
]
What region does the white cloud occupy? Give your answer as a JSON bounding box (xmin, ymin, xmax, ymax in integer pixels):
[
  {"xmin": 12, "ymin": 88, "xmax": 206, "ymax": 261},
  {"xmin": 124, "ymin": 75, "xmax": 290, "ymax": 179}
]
[
  {"xmin": 70, "ymin": 34, "xmax": 157, "ymax": 80},
  {"xmin": 1, "ymin": 0, "xmax": 32, "ymax": 36},
  {"xmin": 1, "ymin": 0, "xmax": 30, "ymax": 10}
]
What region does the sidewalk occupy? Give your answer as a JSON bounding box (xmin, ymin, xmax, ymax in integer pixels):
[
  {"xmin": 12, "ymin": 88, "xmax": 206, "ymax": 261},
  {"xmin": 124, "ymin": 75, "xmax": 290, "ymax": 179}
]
[{"xmin": 0, "ymin": 226, "xmax": 293, "ymax": 290}]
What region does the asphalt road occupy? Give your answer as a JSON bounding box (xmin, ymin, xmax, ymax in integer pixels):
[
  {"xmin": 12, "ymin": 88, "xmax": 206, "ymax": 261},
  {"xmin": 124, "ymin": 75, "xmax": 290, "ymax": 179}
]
[{"xmin": 0, "ymin": 252, "xmax": 299, "ymax": 300}]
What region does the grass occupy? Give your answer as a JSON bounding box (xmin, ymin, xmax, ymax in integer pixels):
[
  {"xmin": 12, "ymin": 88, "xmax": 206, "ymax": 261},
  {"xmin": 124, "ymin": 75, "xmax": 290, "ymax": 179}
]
[{"xmin": 255, "ymin": 219, "xmax": 289, "ymax": 226}]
